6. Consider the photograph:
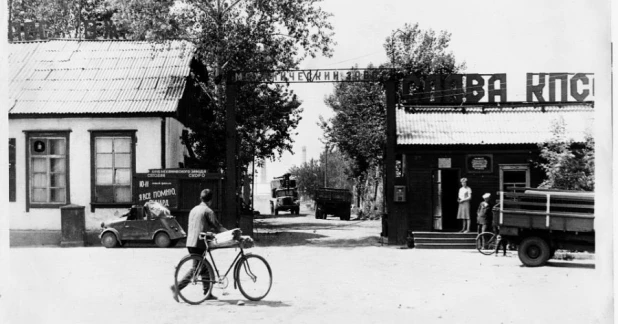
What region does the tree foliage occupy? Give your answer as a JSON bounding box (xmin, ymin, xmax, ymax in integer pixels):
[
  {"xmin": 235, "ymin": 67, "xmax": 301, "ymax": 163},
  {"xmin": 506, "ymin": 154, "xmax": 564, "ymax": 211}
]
[
  {"xmin": 288, "ymin": 149, "xmax": 353, "ymax": 200},
  {"xmin": 118, "ymin": 0, "xmax": 336, "ymax": 173},
  {"xmin": 9, "ymin": 0, "xmax": 124, "ymax": 39},
  {"xmin": 288, "ymin": 158, "xmax": 322, "ymax": 200},
  {"xmin": 384, "ymin": 22, "xmax": 466, "ymax": 74},
  {"xmin": 537, "ymin": 117, "xmax": 595, "ymax": 191}
]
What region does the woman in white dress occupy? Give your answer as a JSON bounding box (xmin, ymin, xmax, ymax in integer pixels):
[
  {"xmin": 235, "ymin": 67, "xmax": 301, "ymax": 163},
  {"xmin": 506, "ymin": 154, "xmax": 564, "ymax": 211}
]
[{"xmin": 457, "ymin": 178, "xmax": 472, "ymax": 233}]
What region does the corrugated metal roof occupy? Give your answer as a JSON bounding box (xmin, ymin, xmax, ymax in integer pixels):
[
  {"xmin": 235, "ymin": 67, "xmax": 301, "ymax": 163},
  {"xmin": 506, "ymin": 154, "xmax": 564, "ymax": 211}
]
[
  {"xmin": 9, "ymin": 40, "xmax": 195, "ymax": 115},
  {"xmin": 397, "ymin": 104, "xmax": 594, "ymax": 145}
]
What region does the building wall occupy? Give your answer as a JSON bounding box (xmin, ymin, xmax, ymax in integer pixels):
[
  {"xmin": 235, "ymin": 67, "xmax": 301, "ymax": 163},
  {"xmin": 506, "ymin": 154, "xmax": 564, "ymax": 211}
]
[
  {"xmin": 8, "ymin": 116, "xmax": 186, "ymax": 232},
  {"xmin": 391, "ymin": 145, "xmax": 544, "ymax": 242}
]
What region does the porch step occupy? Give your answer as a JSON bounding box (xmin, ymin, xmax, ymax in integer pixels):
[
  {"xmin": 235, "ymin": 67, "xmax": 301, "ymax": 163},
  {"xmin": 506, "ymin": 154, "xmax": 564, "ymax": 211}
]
[{"xmin": 412, "ymin": 231, "xmax": 478, "ymax": 249}]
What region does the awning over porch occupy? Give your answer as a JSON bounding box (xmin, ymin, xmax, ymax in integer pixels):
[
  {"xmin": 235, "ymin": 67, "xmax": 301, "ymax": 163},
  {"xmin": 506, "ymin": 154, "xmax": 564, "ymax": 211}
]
[{"xmin": 396, "ymin": 103, "xmax": 594, "ymax": 145}]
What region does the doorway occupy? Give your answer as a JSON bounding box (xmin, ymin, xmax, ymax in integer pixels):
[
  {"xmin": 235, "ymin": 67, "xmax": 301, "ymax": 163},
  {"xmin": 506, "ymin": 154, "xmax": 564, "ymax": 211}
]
[{"xmin": 432, "ymin": 169, "xmax": 460, "ymax": 231}]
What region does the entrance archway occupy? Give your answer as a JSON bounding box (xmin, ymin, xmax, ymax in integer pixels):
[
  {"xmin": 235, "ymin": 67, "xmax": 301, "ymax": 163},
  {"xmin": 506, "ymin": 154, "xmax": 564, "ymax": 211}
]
[{"xmin": 223, "ymin": 68, "xmax": 399, "ymax": 244}]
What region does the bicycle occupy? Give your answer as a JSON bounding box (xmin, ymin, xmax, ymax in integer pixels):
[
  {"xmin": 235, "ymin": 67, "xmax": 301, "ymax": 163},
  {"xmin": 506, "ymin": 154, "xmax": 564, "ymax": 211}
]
[
  {"xmin": 174, "ymin": 231, "xmax": 272, "ymax": 305},
  {"xmin": 475, "ymin": 232, "xmax": 501, "ymax": 255}
]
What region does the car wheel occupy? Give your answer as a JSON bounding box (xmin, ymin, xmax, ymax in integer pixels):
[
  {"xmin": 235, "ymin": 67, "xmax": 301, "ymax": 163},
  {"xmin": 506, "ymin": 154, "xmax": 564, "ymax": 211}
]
[
  {"xmin": 154, "ymin": 232, "xmax": 171, "ymax": 248},
  {"xmin": 101, "ymin": 232, "xmax": 118, "ymax": 248}
]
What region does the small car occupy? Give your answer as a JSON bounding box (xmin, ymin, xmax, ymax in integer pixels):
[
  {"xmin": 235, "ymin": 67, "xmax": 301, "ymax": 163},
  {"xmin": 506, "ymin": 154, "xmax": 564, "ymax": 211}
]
[{"xmin": 100, "ymin": 204, "xmax": 186, "ymax": 248}]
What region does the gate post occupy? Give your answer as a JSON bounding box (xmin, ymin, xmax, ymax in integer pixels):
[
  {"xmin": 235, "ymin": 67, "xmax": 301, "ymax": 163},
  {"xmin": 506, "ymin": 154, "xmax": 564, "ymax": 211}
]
[
  {"xmin": 385, "ymin": 79, "xmax": 398, "ymax": 244},
  {"xmin": 225, "ymin": 80, "xmax": 238, "ymax": 229}
]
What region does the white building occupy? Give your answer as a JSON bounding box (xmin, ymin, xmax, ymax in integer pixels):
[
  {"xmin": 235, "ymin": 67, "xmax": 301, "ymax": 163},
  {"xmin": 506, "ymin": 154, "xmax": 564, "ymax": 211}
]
[{"xmin": 8, "ymin": 40, "xmax": 204, "ymax": 245}]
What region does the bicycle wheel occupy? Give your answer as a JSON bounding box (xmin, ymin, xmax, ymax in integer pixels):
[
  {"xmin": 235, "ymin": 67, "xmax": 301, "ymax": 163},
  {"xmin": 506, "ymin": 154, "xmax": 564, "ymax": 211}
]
[
  {"xmin": 235, "ymin": 254, "xmax": 272, "ymax": 301},
  {"xmin": 174, "ymin": 254, "xmax": 215, "ymax": 305},
  {"xmin": 476, "ymin": 232, "xmax": 498, "ymax": 255}
]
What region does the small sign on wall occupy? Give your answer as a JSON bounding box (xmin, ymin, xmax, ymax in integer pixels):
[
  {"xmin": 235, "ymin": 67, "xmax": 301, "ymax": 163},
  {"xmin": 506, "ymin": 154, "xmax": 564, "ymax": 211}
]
[
  {"xmin": 466, "ymin": 154, "xmax": 493, "ymax": 173},
  {"xmin": 394, "ymin": 185, "xmax": 406, "ymax": 202},
  {"xmin": 438, "ymin": 158, "xmax": 452, "ymax": 168}
]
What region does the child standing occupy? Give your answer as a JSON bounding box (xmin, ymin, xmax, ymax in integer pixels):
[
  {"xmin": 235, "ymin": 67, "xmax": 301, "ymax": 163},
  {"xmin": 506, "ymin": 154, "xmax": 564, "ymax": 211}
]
[{"xmin": 476, "ymin": 193, "xmax": 491, "ymax": 234}]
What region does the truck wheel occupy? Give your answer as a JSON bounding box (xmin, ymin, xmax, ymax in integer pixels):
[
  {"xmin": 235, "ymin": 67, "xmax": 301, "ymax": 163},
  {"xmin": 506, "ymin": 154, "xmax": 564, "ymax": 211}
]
[{"xmin": 518, "ymin": 236, "xmax": 550, "ymax": 267}]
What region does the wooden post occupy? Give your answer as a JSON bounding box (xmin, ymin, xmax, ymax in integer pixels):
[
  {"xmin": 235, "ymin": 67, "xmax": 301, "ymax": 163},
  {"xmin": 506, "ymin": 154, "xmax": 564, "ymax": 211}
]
[
  {"xmin": 224, "ymin": 80, "xmax": 237, "ymax": 229},
  {"xmin": 385, "ymin": 79, "xmax": 398, "ymax": 244}
]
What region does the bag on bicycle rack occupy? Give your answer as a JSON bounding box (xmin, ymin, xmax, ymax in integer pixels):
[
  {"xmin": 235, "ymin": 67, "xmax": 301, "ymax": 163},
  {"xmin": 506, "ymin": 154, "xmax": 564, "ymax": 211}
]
[
  {"xmin": 208, "ymin": 228, "xmax": 242, "ymax": 249},
  {"xmin": 239, "ymin": 236, "xmax": 255, "ymax": 249}
]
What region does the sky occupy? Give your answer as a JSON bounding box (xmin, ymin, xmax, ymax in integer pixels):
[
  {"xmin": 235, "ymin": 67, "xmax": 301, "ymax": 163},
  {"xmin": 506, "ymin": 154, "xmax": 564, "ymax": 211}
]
[{"xmin": 261, "ymin": 0, "xmax": 612, "ymax": 183}]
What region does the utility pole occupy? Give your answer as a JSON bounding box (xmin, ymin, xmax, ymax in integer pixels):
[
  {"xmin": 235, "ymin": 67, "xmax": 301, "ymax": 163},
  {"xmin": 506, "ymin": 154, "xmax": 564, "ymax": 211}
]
[{"xmin": 323, "ymin": 145, "xmax": 328, "ymax": 188}]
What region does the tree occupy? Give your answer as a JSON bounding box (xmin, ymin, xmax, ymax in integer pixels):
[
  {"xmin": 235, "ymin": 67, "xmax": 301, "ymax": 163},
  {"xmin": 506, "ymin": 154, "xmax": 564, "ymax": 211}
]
[
  {"xmin": 288, "ymin": 149, "xmax": 354, "ymax": 201},
  {"xmin": 384, "ymin": 23, "xmax": 466, "ymax": 74},
  {"xmin": 537, "ymin": 117, "xmax": 594, "ymax": 191},
  {"xmin": 9, "ymin": 0, "xmax": 123, "ymax": 39},
  {"xmin": 118, "ymin": 0, "xmax": 336, "ymax": 177},
  {"xmin": 288, "ymin": 159, "xmax": 322, "ymax": 201},
  {"xmin": 321, "ymin": 23, "xmax": 465, "ymax": 215}
]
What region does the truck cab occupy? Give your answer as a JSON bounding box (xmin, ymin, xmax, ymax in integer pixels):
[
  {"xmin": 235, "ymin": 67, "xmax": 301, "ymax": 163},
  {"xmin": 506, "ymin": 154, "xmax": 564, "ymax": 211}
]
[{"xmin": 270, "ymin": 173, "xmax": 300, "ymax": 215}]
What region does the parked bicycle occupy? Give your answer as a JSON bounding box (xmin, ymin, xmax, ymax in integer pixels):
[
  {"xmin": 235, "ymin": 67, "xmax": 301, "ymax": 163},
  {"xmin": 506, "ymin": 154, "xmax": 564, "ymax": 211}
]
[
  {"xmin": 174, "ymin": 231, "xmax": 272, "ymax": 304},
  {"xmin": 475, "ymin": 232, "xmax": 501, "ymax": 255}
]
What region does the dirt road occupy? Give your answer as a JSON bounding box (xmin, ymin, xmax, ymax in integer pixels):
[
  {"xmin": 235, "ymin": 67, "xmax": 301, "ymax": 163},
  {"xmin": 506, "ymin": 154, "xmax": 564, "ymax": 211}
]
[{"xmin": 2, "ymin": 211, "xmax": 610, "ymax": 324}]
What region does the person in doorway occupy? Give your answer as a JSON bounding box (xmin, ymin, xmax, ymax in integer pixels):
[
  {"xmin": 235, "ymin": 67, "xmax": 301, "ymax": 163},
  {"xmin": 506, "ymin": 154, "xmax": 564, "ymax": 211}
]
[
  {"xmin": 457, "ymin": 178, "xmax": 472, "ymax": 233},
  {"xmin": 171, "ymin": 189, "xmax": 228, "ymax": 302},
  {"xmin": 476, "ymin": 193, "xmax": 491, "ymax": 234}
]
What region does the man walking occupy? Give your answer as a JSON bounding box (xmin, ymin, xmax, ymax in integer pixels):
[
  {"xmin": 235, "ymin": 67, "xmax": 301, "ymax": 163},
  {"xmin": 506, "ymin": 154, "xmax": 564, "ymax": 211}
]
[{"xmin": 171, "ymin": 189, "xmax": 228, "ymax": 302}]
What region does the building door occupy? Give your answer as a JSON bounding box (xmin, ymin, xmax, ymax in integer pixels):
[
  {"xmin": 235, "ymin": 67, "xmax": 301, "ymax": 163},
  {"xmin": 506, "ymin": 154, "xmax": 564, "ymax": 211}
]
[
  {"xmin": 499, "ymin": 164, "xmax": 530, "ymax": 192},
  {"xmin": 432, "ymin": 169, "xmax": 460, "ymax": 231}
]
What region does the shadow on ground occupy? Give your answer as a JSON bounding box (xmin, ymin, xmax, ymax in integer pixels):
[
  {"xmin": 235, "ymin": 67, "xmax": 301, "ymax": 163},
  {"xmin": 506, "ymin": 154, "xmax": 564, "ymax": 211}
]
[
  {"xmin": 215, "ymin": 299, "xmax": 291, "ymax": 308},
  {"xmin": 544, "ymin": 261, "xmax": 595, "ymax": 269},
  {"xmin": 253, "ymin": 231, "xmax": 383, "ymax": 248},
  {"xmin": 254, "ymin": 219, "xmax": 367, "ymax": 232},
  {"xmin": 255, "ymin": 213, "xmax": 308, "ymax": 219}
]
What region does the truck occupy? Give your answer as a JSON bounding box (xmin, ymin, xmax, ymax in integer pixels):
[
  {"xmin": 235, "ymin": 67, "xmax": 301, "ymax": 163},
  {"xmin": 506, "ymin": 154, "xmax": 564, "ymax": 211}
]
[
  {"xmin": 496, "ymin": 188, "xmax": 595, "ymax": 267},
  {"xmin": 270, "ymin": 173, "xmax": 300, "ymax": 215},
  {"xmin": 314, "ymin": 188, "xmax": 352, "ymax": 220}
]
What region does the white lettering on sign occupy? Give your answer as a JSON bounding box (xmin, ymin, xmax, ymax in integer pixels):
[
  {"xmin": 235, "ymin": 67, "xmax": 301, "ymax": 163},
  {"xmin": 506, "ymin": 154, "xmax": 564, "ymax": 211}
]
[
  {"xmin": 152, "ymin": 188, "xmax": 176, "ymax": 198},
  {"xmin": 152, "ymin": 199, "xmax": 169, "ymax": 207},
  {"xmin": 147, "ymin": 174, "xmax": 165, "ymax": 178},
  {"xmin": 139, "ymin": 181, "xmax": 149, "ymax": 188},
  {"xmin": 471, "ymin": 158, "xmax": 488, "ymax": 170},
  {"xmin": 139, "ymin": 193, "xmax": 151, "ymax": 201}
]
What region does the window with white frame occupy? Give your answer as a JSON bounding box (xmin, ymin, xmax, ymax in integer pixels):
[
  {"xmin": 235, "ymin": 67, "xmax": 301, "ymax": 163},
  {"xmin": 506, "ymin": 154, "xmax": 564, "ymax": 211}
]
[
  {"xmin": 499, "ymin": 164, "xmax": 530, "ymax": 192},
  {"xmin": 27, "ymin": 132, "xmax": 69, "ymax": 207},
  {"xmin": 91, "ymin": 131, "xmax": 135, "ymax": 204}
]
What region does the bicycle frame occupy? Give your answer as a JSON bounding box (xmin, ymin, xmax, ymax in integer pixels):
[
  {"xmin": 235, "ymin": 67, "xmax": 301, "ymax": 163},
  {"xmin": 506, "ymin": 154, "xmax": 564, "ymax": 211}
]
[{"xmin": 204, "ymin": 248, "xmax": 245, "ymax": 287}]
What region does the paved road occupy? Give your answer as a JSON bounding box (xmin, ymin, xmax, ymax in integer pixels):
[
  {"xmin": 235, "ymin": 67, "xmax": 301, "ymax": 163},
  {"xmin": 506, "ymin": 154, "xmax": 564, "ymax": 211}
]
[{"xmin": 2, "ymin": 214, "xmax": 610, "ymax": 324}]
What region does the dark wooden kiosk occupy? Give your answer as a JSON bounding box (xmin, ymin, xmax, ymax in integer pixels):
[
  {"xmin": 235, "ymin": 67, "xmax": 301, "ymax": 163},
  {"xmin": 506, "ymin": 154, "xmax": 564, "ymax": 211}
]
[{"xmin": 388, "ymin": 73, "xmax": 595, "ymax": 246}]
